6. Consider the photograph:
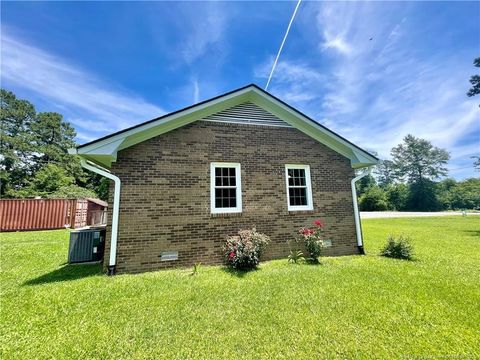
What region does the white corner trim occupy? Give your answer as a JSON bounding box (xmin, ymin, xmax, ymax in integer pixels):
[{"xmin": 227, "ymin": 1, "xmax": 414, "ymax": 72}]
[
  {"xmin": 285, "ymin": 164, "xmax": 314, "ymax": 211},
  {"xmin": 210, "ymin": 162, "xmax": 242, "ymax": 214}
]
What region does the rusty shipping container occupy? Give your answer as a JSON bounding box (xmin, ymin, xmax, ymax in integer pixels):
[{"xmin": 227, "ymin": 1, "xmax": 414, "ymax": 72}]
[{"xmin": 0, "ymin": 198, "xmax": 107, "ymax": 232}]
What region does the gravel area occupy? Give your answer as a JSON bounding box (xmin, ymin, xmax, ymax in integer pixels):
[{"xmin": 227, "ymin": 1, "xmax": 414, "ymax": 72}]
[{"xmin": 360, "ymin": 211, "xmax": 480, "ymax": 219}]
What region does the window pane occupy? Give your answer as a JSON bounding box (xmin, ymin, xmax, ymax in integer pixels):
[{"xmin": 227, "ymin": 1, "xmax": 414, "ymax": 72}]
[
  {"xmin": 289, "ymin": 187, "xmax": 307, "ymax": 206},
  {"xmin": 215, "ymin": 168, "xmax": 221, "ymax": 177},
  {"xmin": 214, "ymin": 183, "xmax": 237, "ymax": 208},
  {"xmin": 297, "ymin": 169, "xmax": 306, "ymax": 186},
  {"xmin": 227, "ymin": 188, "xmax": 236, "ymax": 198},
  {"xmin": 288, "ymin": 169, "xmax": 294, "ymax": 186},
  {"xmin": 287, "ymin": 168, "xmax": 306, "ymax": 187}
]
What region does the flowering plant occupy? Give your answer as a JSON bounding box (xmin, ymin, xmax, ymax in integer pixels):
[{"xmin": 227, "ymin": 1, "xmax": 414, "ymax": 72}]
[
  {"xmin": 223, "ymin": 228, "xmax": 270, "ymax": 270},
  {"xmin": 296, "ymin": 219, "xmax": 328, "ymax": 262}
]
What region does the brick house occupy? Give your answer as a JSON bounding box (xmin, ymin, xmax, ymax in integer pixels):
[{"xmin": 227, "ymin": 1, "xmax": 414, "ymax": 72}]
[{"xmin": 70, "ymin": 84, "xmax": 378, "ymax": 274}]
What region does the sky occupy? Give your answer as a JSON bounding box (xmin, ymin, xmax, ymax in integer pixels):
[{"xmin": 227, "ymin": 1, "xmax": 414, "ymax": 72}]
[{"xmin": 1, "ymin": 1, "xmax": 479, "ymax": 179}]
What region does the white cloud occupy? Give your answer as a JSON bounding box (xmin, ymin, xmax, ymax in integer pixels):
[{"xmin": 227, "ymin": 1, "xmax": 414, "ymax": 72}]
[
  {"xmin": 255, "ymin": 58, "xmax": 325, "ymax": 104},
  {"xmin": 179, "ymin": 4, "xmax": 227, "ymax": 64},
  {"xmin": 1, "ymin": 31, "xmax": 165, "ymax": 142},
  {"xmin": 193, "ymin": 79, "xmax": 200, "ymax": 104},
  {"xmin": 322, "ymin": 35, "xmax": 352, "ymax": 55},
  {"xmin": 257, "ymin": 1, "xmax": 479, "ymax": 179}
]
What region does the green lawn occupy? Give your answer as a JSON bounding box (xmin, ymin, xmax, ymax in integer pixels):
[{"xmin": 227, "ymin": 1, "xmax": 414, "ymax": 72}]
[{"xmin": 1, "ymin": 217, "xmax": 479, "ymax": 359}]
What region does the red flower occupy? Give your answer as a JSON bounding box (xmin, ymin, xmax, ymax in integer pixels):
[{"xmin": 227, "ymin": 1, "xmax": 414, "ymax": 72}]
[
  {"xmin": 229, "ymin": 252, "xmax": 235, "ymax": 259},
  {"xmin": 313, "ymin": 219, "xmax": 324, "ymax": 228},
  {"xmin": 300, "ymin": 228, "xmax": 315, "ymax": 236}
]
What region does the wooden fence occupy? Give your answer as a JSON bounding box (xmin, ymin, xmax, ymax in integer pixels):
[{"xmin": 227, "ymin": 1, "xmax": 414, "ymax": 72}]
[{"xmin": 0, "ymin": 199, "xmax": 107, "ymax": 232}]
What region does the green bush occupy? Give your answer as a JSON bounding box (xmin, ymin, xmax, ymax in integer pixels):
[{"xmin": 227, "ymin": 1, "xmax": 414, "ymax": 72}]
[
  {"xmin": 449, "ymin": 178, "xmax": 480, "ymax": 210},
  {"xmin": 380, "ymin": 235, "xmax": 414, "ymax": 260},
  {"xmin": 359, "ymin": 186, "xmax": 388, "ymax": 211},
  {"xmin": 385, "ymin": 183, "xmax": 409, "ymax": 211},
  {"xmin": 223, "ymin": 229, "xmax": 270, "ymax": 270}
]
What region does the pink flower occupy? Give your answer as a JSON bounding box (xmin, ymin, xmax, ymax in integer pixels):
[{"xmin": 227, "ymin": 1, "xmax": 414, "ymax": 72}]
[
  {"xmin": 314, "ymin": 219, "xmax": 324, "ymax": 228},
  {"xmin": 300, "ymin": 228, "xmax": 315, "ymax": 236},
  {"xmin": 229, "ymin": 252, "xmax": 235, "ymax": 259}
]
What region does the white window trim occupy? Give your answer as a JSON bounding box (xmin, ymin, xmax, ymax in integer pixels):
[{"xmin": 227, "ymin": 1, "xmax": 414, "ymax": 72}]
[
  {"xmin": 210, "ymin": 162, "xmax": 242, "ymax": 214},
  {"xmin": 285, "ymin": 164, "xmax": 314, "ymax": 211}
]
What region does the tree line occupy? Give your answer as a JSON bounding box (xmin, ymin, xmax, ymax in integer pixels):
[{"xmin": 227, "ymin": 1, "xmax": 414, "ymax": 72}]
[
  {"xmin": 358, "ymin": 135, "xmax": 479, "ymax": 211},
  {"xmin": 0, "ymin": 89, "xmax": 109, "ymax": 200}
]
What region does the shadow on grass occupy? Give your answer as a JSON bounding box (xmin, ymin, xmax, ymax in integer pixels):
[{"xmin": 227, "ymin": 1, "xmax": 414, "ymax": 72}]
[
  {"xmin": 305, "ymin": 258, "xmax": 322, "ymax": 266},
  {"xmin": 463, "ymin": 229, "xmax": 480, "ymax": 237},
  {"xmin": 379, "ymin": 254, "xmax": 420, "ymax": 263},
  {"xmin": 220, "ymin": 266, "xmax": 259, "ymax": 278},
  {"xmin": 23, "ymin": 263, "xmax": 103, "ymax": 286}
]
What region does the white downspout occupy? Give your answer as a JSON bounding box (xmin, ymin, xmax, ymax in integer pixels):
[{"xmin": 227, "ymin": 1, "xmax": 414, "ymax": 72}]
[
  {"xmin": 351, "ymin": 166, "xmax": 373, "ymax": 254},
  {"xmin": 79, "ymin": 159, "xmax": 121, "ymax": 275}
]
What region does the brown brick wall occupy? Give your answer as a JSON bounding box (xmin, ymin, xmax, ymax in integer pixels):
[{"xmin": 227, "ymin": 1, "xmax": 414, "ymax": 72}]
[{"xmin": 104, "ymin": 121, "xmax": 359, "ymax": 274}]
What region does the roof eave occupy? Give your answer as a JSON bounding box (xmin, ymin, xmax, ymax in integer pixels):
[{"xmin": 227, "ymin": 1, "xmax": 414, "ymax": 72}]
[{"xmin": 73, "ymin": 84, "xmax": 378, "ymax": 169}]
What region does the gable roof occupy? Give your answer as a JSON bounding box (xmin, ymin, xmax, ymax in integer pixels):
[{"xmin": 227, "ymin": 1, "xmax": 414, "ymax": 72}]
[{"xmin": 70, "ymin": 84, "xmax": 378, "ymax": 169}]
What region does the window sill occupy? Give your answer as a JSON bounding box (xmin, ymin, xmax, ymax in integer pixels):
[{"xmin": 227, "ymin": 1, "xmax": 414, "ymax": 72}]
[
  {"xmin": 210, "ymin": 212, "xmax": 243, "ymax": 218},
  {"xmin": 287, "ymin": 209, "xmax": 316, "ymax": 215}
]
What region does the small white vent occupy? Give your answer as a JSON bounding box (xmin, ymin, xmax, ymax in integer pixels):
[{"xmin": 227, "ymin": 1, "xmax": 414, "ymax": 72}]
[
  {"xmin": 324, "ymin": 239, "xmax": 332, "ymax": 247},
  {"xmin": 201, "ymin": 102, "xmax": 292, "ymax": 128},
  {"xmin": 161, "ymin": 251, "xmax": 178, "ymax": 261}
]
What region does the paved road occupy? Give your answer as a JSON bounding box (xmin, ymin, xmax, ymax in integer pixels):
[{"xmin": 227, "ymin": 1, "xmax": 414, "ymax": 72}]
[{"xmin": 360, "ymin": 211, "xmax": 480, "ymax": 219}]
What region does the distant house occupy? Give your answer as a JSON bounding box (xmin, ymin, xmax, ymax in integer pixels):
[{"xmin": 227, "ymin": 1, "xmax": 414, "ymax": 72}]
[{"xmin": 70, "ymin": 84, "xmax": 378, "ymax": 274}]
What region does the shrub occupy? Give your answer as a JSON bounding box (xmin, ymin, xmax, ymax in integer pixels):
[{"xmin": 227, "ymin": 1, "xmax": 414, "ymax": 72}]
[
  {"xmin": 295, "ymin": 219, "xmax": 329, "ymax": 263},
  {"xmin": 223, "ymin": 228, "xmax": 270, "ymax": 270},
  {"xmin": 386, "ymin": 183, "xmax": 409, "ymax": 211},
  {"xmin": 288, "ymin": 250, "xmax": 305, "ymax": 264},
  {"xmin": 359, "ymin": 186, "xmax": 388, "ymax": 211},
  {"xmin": 380, "ymin": 235, "xmax": 414, "ymax": 260}
]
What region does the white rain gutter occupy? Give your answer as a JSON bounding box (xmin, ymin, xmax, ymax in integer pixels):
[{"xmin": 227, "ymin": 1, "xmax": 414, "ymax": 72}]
[
  {"xmin": 351, "ymin": 166, "xmax": 373, "ymax": 254},
  {"xmin": 79, "ymin": 158, "xmax": 121, "ymax": 275}
]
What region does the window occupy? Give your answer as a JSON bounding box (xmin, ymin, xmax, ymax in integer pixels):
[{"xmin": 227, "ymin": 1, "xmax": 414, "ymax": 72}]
[
  {"xmin": 210, "ymin": 162, "xmax": 242, "ymax": 214},
  {"xmin": 285, "ymin": 164, "xmax": 313, "ymax": 211}
]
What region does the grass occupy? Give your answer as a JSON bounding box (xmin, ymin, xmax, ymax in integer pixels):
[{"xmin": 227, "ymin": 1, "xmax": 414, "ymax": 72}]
[{"xmin": 1, "ymin": 217, "xmax": 479, "ymax": 359}]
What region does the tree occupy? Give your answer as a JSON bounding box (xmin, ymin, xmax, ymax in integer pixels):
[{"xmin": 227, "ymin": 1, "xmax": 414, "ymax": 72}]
[
  {"xmin": 436, "ymin": 178, "xmax": 457, "ymax": 210},
  {"xmin": 449, "ymin": 178, "xmax": 480, "ymax": 210},
  {"xmin": 356, "ymin": 174, "xmax": 376, "ymax": 196},
  {"xmin": 375, "ymin": 159, "xmax": 395, "ymax": 187},
  {"xmin": 0, "ymin": 89, "xmax": 107, "ymax": 200},
  {"xmin": 359, "ymin": 186, "xmax": 388, "ymax": 211},
  {"xmin": 391, "ymin": 135, "xmax": 450, "ymax": 183},
  {"xmin": 31, "ymin": 112, "xmax": 84, "ymax": 181},
  {"xmin": 0, "ymin": 89, "xmax": 36, "ymax": 194},
  {"xmin": 47, "ymin": 184, "xmax": 98, "ymax": 199},
  {"xmin": 467, "ymin": 57, "xmax": 480, "ymax": 98},
  {"xmin": 472, "ymin": 155, "xmax": 480, "ymax": 171},
  {"xmin": 8, "ymin": 164, "xmax": 73, "ymax": 198},
  {"xmin": 385, "ymin": 183, "xmax": 409, "ymax": 211},
  {"xmin": 391, "ymin": 135, "xmax": 449, "ymax": 211}
]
